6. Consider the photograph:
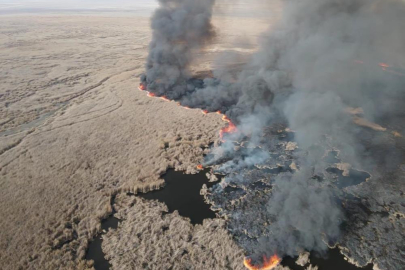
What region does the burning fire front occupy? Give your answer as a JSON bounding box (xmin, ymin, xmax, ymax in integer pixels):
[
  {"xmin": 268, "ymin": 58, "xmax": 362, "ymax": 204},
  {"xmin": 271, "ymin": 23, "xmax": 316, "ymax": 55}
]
[
  {"xmin": 138, "ymin": 84, "xmax": 238, "ymax": 141},
  {"xmin": 139, "ymin": 83, "xmax": 279, "ymax": 269},
  {"xmin": 244, "ymin": 254, "xmax": 281, "ymax": 270}
]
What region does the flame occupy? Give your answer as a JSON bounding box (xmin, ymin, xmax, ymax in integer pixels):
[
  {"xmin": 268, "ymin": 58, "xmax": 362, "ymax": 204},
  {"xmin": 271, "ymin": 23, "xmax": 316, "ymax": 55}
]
[
  {"xmin": 379, "ymin": 63, "xmax": 390, "ymax": 68},
  {"xmin": 160, "ymin": 96, "xmax": 170, "ymax": 102},
  {"xmin": 137, "ymin": 80, "xmax": 240, "ymax": 141},
  {"xmin": 219, "ymin": 122, "xmax": 237, "ymax": 139},
  {"xmin": 197, "ymin": 164, "xmax": 204, "ymax": 170},
  {"xmin": 354, "ymin": 61, "xmax": 405, "ymax": 76},
  {"xmin": 222, "ymin": 115, "xmax": 232, "ymax": 123},
  {"xmin": 216, "ymin": 112, "xmax": 238, "ymax": 140},
  {"xmin": 354, "ymin": 60, "xmax": 390, "ymax": 68},
  {"xmin": 243, "ymin": 255, "xmax": 281, "ymax": 270},
  {"xmin": 138, "ymin": 84, "xmax": 147, "ymax": 91}
]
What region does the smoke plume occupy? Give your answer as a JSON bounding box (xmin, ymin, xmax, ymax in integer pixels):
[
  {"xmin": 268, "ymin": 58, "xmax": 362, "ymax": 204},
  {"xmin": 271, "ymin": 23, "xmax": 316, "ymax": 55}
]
[
  {"xmin": 142, "ymin": 0, "xmax": 216, "ymax": 99},
  {"xmin": 259, "ymin": 170, "xmax": 343, "ymax": 257},
  {"xmin": 143, "ymin": 0, "xmax": 405, "ymax": 264}
]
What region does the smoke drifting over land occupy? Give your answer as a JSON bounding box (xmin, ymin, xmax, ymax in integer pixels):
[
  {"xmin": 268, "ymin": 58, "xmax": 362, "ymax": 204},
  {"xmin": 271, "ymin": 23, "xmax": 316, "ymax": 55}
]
[
  {"xmin": 259, "ymin": 170, "xmax": 343, "ymax": 257},
  {"xmin": 142, "ymin": 0, "xmax": 215, "ymax": 98},
  {"xmin": 143, "ymin": 0, "xmax": 405, "ymax": 267}
]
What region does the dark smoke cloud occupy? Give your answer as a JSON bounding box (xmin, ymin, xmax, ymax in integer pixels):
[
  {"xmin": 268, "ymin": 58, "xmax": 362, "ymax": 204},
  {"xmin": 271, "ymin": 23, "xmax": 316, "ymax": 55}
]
[
  {"xmin": 144, "ymin": 0, "xmax": 405, "ymax": 263},
  {"xmin": 142, "ymin": 0, "xmax": 216, "ymax": 98},
  {"xmin": 258, "ymin": 170, "xmax": 343, "ymax": 257},
  {"xmin": 242, "ymin": 0, "xmax": 405, "ymax": 260}
]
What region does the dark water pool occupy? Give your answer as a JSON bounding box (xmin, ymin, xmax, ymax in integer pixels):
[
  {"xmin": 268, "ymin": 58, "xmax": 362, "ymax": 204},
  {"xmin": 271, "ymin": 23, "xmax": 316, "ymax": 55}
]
[
  {"xmin": 85, "ymin": 204, "xmax": 119, "ymax": 270},
  {"xmin": 86, "ymin": 169, "xmax": 217, "ymax": 270},
  {"xmin": 138, "ymin": 168, "xmax": 217, "ymax": 224}
]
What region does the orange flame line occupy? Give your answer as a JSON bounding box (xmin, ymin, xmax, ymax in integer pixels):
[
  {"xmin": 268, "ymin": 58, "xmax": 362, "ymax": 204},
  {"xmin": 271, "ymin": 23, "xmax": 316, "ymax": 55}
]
[
  {"xmin": 219, "ymin": 122, "xmax": 237, "ymax": 138},
  {"xmin": 222, "ymin": 115, "xmax": 231, "ymax": 123},
  {"xmin": 354, "ymin": 61, "xmax": 405, "ymax": 76},
  {"xmin": 243, "ymin": 255, "xmax": 281, "ymax": 270},
  {"xmin": 138, "ymin": 83, "xmax": 239, "ymax": 141},
  {"xmin": 160, "ymin": 96, "xmax": 170, "ymax": 102},
  {"xmin": 216, "ymin": 111, "xmax": 238, "ymax": 141}
]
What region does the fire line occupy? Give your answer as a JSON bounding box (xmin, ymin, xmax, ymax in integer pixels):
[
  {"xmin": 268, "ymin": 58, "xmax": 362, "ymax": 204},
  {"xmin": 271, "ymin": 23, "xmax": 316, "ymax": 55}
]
[
  {"xmin": 138, "ymin": 83, "xmax": 238, "ymax": 140},
  {"xmin": 243, "ymin": 255, "xmax": 281, "ymax": 270}
]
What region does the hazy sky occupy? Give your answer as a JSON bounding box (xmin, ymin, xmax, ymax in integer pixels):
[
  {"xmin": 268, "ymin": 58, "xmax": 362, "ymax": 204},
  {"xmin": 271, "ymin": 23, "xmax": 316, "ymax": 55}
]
[
  {"xmin": 0, "ymin": 0, "xmax": 158, "ymax": 11},
  {"xmin": 0, "ymin": 0, "xmax": 275, "ymax": 18}
]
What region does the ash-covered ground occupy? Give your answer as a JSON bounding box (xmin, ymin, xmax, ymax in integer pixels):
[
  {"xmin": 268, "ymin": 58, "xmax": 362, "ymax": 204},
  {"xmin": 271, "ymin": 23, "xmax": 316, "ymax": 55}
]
[{"xmin": 204, "ymin": 121, "xmax": 405, "ymax": 270}]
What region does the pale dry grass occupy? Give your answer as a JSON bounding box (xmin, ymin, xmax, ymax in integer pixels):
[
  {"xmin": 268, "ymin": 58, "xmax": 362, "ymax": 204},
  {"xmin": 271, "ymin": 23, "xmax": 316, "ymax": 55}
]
[
  {"xmin": 0, "ymin": 14, "xmax": 225, "ymax": 269},
  {"xmin": 0, "ymin": 9, "xmax": 280, "ymax": 269}
]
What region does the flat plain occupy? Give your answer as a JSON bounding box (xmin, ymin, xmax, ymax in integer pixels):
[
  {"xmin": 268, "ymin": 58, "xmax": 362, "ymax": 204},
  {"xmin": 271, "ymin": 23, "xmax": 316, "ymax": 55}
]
[{"xmin": 0, "ymin": 12, "xmax": 269, "ymax": 270}]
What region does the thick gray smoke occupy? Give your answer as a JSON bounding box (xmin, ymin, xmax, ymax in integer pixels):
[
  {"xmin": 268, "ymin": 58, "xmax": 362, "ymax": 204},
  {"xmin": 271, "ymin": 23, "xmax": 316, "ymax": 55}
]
[
  {"xmin": 141, "ymin": 0, "xmax": 215, "ymax": 98},
  {"xmin": 259, "ymin": 170, "xmax": 343, "ymax": 257},
  {"xmin": 143, "ymin": 0, "xmax": 405, "ymax": 264},
  {"xmin": 241, "ymin": 0, "xmax": 405, "ymax": 261}
]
